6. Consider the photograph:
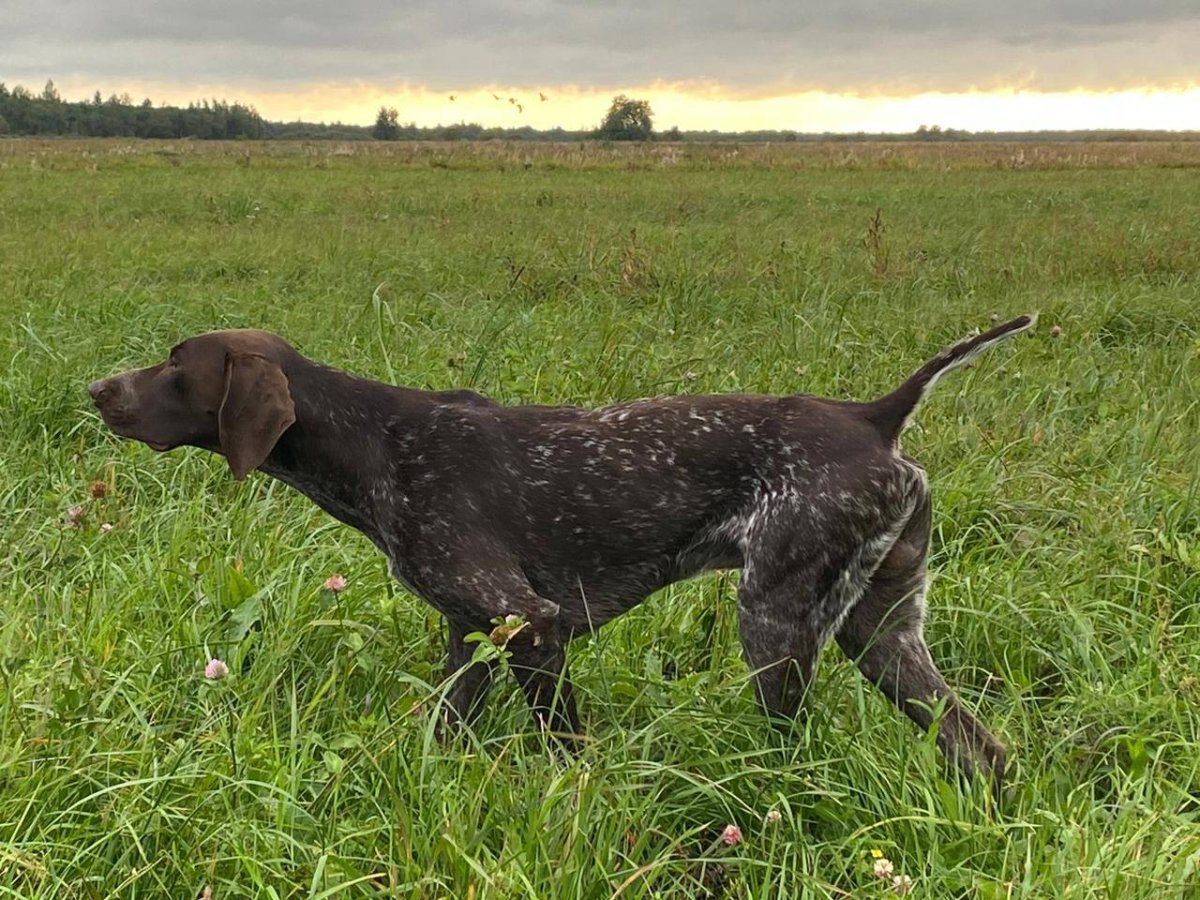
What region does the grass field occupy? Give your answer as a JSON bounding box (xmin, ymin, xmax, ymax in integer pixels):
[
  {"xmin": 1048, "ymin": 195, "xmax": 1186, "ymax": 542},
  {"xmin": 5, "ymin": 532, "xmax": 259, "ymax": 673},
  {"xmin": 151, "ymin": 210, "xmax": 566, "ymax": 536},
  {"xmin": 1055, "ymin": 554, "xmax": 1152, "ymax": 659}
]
[{"xmin": 1, "ymin": 138, "xmax": 1199, "ymax": 898}]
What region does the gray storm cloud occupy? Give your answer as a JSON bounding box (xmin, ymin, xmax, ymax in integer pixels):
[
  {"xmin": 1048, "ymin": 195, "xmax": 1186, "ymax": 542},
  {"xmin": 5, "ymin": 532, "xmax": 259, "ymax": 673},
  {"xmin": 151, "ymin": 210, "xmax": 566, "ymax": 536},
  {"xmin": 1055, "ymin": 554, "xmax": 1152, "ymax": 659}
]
[{"xmin": 2, "ymin": 1, "xmax": 1197, "ymax": 92}]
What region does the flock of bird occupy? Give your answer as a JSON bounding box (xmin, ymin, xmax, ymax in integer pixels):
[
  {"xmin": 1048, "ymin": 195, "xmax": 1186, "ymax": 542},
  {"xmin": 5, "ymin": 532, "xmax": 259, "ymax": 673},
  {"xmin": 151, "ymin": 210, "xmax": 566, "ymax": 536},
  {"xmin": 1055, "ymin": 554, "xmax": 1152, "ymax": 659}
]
[{"xmin": 447, "ymin": 91, "xmax": 548, "ymax": 114}]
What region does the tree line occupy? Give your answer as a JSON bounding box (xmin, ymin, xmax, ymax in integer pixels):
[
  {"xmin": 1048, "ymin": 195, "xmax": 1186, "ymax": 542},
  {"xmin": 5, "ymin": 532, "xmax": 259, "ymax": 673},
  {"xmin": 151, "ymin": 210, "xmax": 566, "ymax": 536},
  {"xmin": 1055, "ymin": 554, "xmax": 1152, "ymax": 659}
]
[
  {"xmin": 2, "ymin": 80, "xmax": 1195, "ymax": 143},
  {"xmin": 369, "ymin": 106, "xmax": 584, "ymax": 142},
  {"xmin": 0, "ymin": 80, "xmax": 266, "ymax": 139}
]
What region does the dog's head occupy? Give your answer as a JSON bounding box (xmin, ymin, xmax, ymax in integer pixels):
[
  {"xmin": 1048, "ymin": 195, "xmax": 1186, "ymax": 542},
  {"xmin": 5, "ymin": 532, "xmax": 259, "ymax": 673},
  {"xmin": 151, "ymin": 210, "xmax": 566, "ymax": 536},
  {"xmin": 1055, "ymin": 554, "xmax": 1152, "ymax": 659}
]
[{"xmin": 88, "ymin": 330, "xmax": 296, "ymax": 480}]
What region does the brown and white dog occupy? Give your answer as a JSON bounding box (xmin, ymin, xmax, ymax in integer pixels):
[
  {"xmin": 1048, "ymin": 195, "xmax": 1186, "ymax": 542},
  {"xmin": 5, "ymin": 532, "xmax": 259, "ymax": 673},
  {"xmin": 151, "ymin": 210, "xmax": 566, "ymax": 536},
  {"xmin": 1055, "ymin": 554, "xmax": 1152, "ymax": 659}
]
[{"xmin": 89, "ymin": 315, "xmax": 1035, "ymax": 799}]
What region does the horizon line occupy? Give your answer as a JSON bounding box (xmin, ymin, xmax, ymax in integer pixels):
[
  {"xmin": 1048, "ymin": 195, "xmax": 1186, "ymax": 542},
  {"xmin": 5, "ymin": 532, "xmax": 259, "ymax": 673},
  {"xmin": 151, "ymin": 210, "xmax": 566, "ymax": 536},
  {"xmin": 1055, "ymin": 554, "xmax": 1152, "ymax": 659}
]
[{"xmin": 5, "ymin": 78, "xmax": 1200, "ymax": 133}]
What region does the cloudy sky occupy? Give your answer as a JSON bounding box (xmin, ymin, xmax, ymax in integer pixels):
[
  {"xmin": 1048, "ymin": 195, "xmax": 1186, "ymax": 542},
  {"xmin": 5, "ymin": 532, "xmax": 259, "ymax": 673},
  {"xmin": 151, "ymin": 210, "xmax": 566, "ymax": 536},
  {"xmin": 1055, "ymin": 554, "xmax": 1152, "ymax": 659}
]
[{"xmin": 4, "ymin": 1, "xmax": 1198, "ymax": 131}]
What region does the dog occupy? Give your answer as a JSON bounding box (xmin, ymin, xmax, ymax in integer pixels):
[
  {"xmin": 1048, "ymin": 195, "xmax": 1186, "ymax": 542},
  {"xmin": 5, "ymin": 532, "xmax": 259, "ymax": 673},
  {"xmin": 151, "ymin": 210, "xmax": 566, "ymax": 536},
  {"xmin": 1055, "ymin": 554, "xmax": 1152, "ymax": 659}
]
[{"xmin": 89, "ymin": 314, "xmax": 1034, "ymax": 797}]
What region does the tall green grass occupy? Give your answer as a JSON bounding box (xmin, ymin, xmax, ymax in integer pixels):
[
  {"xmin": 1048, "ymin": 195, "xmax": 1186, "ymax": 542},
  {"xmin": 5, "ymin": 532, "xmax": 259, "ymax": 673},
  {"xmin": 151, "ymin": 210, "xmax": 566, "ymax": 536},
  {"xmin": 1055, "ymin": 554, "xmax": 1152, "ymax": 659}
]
[{"xmin": 1, "ymin": 140, "xmax": 1198, "ymax": 898}]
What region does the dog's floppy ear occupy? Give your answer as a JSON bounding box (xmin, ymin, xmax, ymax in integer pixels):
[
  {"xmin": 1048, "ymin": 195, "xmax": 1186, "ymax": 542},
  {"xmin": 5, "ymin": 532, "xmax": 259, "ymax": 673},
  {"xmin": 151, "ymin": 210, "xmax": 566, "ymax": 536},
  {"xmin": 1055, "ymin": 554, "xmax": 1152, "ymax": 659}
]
[{"xmin": 218, "ymin": 352, "xmax": 296, "ymax": 481}]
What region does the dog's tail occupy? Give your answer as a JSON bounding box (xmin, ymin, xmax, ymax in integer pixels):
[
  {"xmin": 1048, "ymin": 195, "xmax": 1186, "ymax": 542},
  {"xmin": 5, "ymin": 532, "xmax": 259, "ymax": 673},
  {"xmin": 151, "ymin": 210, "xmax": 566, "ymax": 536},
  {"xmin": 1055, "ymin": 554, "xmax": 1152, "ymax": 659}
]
[{"xmin": 862, "ymin": 314, "xmax": 1037, "ymax": 443}]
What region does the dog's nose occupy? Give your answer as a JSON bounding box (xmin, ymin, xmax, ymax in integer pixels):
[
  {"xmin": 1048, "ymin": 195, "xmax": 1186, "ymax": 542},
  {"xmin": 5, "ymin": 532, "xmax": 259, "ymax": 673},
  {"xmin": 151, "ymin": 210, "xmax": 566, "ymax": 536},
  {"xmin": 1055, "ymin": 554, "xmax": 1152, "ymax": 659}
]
[{"xmin": 88, "ymin": 379, "xmax": 108, "ymax": 402}]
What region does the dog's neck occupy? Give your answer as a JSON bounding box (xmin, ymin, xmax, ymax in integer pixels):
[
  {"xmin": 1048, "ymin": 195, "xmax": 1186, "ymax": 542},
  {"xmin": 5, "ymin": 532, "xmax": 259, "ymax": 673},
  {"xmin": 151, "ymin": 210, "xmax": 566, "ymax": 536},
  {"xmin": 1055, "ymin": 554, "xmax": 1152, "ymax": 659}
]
[{"xmin": 257, "ymin": 358, "xmax": 427, "ymax": 543}]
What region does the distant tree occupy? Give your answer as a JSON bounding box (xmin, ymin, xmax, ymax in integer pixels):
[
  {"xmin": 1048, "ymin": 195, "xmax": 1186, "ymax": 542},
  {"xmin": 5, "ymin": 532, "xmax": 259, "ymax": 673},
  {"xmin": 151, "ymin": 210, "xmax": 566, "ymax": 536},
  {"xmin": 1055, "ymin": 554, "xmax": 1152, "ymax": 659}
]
[
  {"xmin": 442, "ymin": 122, "xmax": 487, "ymax": 141},
  {"xmin": 372, "ymin": 106, "xmax": 400, "ymax": 140},
  {"xmin": 597, "ymin": 95, "xmax": 654, "ymax": 141},
  {"xmin": 915, "ymin": 124, "xmax": 952, "ymax": 142},
  {"xmin": 662, "ymin": 125, "xmax": 682, "ymax": 141},
  {"xmin": 0, "ymin": 113, "xmax": 8, "ymax": 135},
  {"xmin": 42, "ymin": 79, "xmax": 61, "ymax": 102}
]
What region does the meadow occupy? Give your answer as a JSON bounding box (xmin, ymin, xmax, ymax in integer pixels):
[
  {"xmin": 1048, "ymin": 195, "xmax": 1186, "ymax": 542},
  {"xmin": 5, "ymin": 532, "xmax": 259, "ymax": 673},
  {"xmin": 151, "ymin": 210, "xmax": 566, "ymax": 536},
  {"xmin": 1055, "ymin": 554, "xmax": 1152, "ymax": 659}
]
[{"xmin": 1, "ymin": 138, "xmax": 1198, "ymax": 898}]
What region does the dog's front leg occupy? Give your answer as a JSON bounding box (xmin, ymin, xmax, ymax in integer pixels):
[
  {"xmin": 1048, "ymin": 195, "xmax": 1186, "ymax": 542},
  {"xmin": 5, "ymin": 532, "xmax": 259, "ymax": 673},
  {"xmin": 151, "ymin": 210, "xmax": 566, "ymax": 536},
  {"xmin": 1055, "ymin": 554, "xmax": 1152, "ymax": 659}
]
[
  {"xmin": 505, "ymin": 615, "xmax": 581, "ymax": 745},
  {"xmin": 420, "ymin": 550, "xmax": 581, "ymax": 747},
  {"xmin": 436, "ymin": 618, "xmax": 498, "ymax": 738}
]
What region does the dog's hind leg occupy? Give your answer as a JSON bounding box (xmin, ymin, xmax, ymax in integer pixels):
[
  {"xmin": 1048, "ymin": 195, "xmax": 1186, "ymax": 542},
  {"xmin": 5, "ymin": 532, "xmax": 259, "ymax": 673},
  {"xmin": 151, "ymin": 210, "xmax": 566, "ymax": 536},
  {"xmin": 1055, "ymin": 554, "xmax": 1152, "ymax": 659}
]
[
  {"xmin": 835, "ymin": 480, "xmax": 1007, "ymax": 801},
  {"xmin": 736, "ymin": 468, "xmax": 920, "ymax": 723}
]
